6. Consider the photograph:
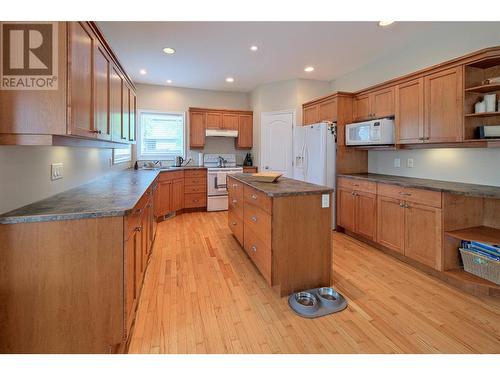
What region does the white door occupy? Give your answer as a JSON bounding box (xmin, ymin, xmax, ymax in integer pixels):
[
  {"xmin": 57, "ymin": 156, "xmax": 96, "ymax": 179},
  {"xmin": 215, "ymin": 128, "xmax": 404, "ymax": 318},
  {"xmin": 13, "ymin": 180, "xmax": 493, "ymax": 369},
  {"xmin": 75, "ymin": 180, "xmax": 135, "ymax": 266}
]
[{"xmin": 261, "ymin": 111, "xmax": 294, "ymax": 177}]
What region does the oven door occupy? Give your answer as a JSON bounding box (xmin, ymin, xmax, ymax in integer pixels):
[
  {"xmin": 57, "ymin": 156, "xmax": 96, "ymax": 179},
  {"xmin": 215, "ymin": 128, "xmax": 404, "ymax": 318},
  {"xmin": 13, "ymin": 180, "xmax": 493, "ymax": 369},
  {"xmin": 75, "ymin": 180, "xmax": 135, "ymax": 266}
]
[{"xmin": 207, "ymin": 171, "xmax": 228, "ymax": 197}]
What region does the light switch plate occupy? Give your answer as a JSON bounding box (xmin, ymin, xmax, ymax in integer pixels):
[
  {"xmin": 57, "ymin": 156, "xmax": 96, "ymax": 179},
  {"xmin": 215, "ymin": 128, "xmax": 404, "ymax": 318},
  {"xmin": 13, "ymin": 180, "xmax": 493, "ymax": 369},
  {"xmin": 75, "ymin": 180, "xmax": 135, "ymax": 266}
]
[
  {"xmin": 51, "ymin": 163, "xmax": 64, "ymax": 180},
  {"xmin": 394, "ymin": 158, "xmax": 401, "ymax": 168},
  {"xmin": 407, "ymin": 158, "xmax": 414, "ymax": 168},
  {"xmin": 322, "ymin": 194, "xmax": 330, "ymax": 208}
]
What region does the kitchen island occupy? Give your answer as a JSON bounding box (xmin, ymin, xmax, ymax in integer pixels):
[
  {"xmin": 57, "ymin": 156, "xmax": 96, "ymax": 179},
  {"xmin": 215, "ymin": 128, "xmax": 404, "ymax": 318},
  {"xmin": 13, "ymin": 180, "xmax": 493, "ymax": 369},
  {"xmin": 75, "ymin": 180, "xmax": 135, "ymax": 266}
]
[{"xmin": 227, "ymin": 174, "xmax": 334, "ymax": 297}]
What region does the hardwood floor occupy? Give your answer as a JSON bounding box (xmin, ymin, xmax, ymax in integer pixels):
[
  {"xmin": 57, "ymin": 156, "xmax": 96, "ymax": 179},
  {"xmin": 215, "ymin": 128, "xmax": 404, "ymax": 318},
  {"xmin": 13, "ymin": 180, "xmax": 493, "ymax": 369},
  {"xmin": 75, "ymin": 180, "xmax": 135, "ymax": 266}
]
[{"xmin": 128, "ymin": 211, "xmax": 500, "ymax": 354}]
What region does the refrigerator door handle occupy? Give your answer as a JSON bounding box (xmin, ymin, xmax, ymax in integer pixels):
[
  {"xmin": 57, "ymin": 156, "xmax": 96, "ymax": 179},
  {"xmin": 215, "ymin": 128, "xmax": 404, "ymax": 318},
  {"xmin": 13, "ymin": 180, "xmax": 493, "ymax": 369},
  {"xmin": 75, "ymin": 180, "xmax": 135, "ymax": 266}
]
[{"xmin": 304, "ymin": 144, "xmax": 309, "ymax": 180}]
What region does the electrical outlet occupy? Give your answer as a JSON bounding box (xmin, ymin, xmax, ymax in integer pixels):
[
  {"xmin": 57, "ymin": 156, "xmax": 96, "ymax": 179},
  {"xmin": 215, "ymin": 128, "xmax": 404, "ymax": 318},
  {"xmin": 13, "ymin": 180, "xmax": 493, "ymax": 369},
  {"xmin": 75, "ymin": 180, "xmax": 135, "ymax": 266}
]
[
  {"xmin": 51, "ymin": 163, "xmax": 64, "ymax": 180},
  {"xmin": 394, "ymin": 158, "xmax": 401, "ymax": 168},
  {"xmin": 407, "ymin": 158, "xmax": 414, "ymax": 168},
  {"xmin": 322, "ymin": 194, "xmax": 330, "ymax": 208}
]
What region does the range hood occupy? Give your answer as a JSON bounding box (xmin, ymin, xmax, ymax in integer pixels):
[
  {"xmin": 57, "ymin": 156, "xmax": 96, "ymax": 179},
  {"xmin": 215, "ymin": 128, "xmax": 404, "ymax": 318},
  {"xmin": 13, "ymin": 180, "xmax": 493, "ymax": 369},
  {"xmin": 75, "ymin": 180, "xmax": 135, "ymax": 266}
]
[{"xmin": 205, "ymin": 129, "xmax": 238, "ymax": 138}]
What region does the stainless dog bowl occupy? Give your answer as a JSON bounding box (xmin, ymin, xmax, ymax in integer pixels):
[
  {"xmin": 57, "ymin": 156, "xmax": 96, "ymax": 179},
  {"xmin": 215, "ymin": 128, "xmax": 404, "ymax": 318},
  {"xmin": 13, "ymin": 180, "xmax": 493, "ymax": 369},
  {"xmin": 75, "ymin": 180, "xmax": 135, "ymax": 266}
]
[
  {"xmin": 294, "ymin": 292, "xmax": 318, "ymax": 308},
  {"xmin": 316, "ymin": 287, "xmax": 339, "ymax": 302}
]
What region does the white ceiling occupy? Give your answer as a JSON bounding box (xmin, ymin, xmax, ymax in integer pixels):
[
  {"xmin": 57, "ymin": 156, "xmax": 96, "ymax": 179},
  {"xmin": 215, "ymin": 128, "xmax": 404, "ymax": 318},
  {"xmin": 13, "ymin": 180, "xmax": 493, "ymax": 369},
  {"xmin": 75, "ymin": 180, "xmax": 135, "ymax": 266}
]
[{"xmin": 97, "ymin": 22, "xmax": 499, "ymax": 92}]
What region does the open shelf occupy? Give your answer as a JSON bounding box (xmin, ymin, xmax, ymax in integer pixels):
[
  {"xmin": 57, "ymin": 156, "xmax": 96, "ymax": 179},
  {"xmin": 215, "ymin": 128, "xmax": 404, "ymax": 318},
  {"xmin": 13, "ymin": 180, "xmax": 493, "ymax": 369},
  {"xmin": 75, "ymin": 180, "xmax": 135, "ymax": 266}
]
[
  {"xmin": 464, "ymin": 111, "xmax": 500, "ymax": 118},
  {"xmin": 445, "ymin": 226, "xmax": 500, "ymax": 246},
  {"xmin": 443, "ymin": 269, "xmax": 500, "ymax": 296},
  {"xmin": 465, "ymin": 83, "xmax": 500, "ymax": 93}
]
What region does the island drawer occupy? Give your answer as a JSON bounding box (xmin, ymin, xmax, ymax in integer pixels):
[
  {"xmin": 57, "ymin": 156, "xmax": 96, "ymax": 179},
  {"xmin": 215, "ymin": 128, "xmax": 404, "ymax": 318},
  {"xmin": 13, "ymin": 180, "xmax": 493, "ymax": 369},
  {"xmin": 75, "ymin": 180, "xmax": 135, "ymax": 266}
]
[
  {"xmin": 227, "ymin": 177, "xmax": 243, "ymax": 195},
  {"xmin": 243, "ymin": 204, "xmax": 271, "ymax": 246},
  {"xmin": 184, "ymin": 169, "xmax": 207, "ymax": 178},
  {"xmin": 185, "ymin": 184, "xmax": 206, "ymax": 194},
  {"xmin": 228, "ymin": 193, "xmax": 243, "ymax": 219},
  {"xmin": 377, "ymin": 183, "xmax": 441, "ymax": 208},
  {"xmin": 244, "ymin": 226, "xmax": 272, "ymax": 284},
  {"xmin": 159, "ymin": 170, "xmax": 184, "ymax": 181},
  {"xmin": 338, "ymin": 177, "xmax": 376, "ymax": 194},
  {"xmin": 228, "ymin": 210, "xmax": 243, "ymax": 245},
  {"xmin": 185, "ymin": 177, "xmax": 206, "ymax": 187},
  {"xmin": 184, "ymin": 193, "xmax": 207, "ymax": 208},
  {"xmin": 243, "ymin": 185, "xmax": 272, "ymax": 215}
]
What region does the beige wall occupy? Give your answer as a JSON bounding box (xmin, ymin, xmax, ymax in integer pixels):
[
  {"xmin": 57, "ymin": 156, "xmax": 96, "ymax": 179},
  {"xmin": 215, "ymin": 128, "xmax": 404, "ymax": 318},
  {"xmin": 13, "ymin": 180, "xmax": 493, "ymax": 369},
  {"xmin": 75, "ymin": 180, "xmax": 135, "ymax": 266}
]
[
  {"xmin": 250, "ymin": 79, "xmax": 331, "ymax": 166},
  {"xmin": 330, "ymin": 24, "xmax": 500, "ymax": 186},
  {"xmin": 136, "ymin": 83, "xmax": 251, "ymax": 166},
  {"xmin": 0, "ymin": 146, "xmax": 129, "ymax": 214}
]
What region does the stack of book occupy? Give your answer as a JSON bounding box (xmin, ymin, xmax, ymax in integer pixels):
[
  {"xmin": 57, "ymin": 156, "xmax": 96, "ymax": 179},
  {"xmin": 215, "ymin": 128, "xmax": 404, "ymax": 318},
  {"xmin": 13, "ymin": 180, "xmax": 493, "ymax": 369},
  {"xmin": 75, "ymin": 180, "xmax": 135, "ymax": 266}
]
[{"xmin": 461, "ymin": 240, "xmax": 500, "ymax": 261}]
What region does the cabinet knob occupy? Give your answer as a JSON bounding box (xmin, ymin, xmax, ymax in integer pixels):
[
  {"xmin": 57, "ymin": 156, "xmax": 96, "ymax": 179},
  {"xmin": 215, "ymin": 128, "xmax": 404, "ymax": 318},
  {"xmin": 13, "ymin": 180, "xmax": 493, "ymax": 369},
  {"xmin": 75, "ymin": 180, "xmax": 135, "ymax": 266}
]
[
  {"xmin": 251, "ymin": 216, "xmax": 257, "ymax": 222},
  {"xmin": 251, "ymin": 194, "xmax": 257, "ymax": 200},
  {"xmin": 232, "ymin": 221, "xmax": 237, "ymax": 226},
  {"xmin": 232, "ymin": 199, "xmax": 237, "ymax": 204},
  {"xmin": 232, "ymin": 184, "xmax": 238, "ymax": 188},
  {"xmin": 251, "ymin": 245, "xmax": 257, "ymax": 252},
  {"xmin": 135, "ymin": 226, "xmax": 142, "ymax": 232}
]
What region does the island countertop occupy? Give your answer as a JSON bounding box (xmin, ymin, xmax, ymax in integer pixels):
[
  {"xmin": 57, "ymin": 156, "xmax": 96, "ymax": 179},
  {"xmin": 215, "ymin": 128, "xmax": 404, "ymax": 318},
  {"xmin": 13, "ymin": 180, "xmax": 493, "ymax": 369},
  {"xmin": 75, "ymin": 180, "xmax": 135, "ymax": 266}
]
[
  {"xmin": 229, "ymin": 173, "xmax": 334, "ymax": 197},
  {"xmin": 338, "ymin": 173, "xmax": 500, "ymax": 199},
  {"xmin": 0, "ymin": 169, "xmax": 160, "ymax": 225}
]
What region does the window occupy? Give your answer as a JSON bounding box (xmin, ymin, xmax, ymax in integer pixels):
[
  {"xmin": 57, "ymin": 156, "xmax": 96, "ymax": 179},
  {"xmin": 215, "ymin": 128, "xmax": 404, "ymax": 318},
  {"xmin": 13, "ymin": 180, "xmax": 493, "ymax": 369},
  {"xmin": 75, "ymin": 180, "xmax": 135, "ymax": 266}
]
[
  {"xmin": 113, "ymin": 145, "xmax": 132, "ymax": 164},
  {"xmin": 137, "ymin": 111, "xmax": 185, "ymax": 160}
]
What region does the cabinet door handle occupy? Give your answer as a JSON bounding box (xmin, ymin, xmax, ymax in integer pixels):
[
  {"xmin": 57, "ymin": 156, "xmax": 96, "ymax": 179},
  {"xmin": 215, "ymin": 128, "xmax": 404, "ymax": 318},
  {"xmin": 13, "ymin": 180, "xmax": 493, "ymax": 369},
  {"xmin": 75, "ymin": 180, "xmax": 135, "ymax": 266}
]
[
  {"xmin": 251, "ymin": 194, "xmax": 257, "ymax": 200},
  {"xmin": 353, "ymin": 183, "xmax": 359, "ymax": 187},
  {"xmin": 135, "ymin": 226, "xmax": 142, "ymax": 232},
  {"xmin": 399, "ymin": 202, "xmax": 405, "ymax": 207},
  {"xmin": 251, "ymin": 216, "xmax": 257, "ymax": 222},
  {"xmin": 232, "ymin": 184, "xmax": 238, "ymax": 188},
  {"xmin": 251, "ymin": 245, "xmax": 257, "ymax": 252}
]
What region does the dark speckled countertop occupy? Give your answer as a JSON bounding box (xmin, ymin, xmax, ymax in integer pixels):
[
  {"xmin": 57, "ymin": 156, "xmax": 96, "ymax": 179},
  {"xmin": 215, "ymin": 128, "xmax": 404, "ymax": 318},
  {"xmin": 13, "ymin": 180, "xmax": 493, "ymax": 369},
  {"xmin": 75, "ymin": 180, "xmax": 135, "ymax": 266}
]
[
  {"xmin": 0, "ymin": 169, "xmax": 161, "ymax": 225},
  {"xmin": 338, "ymin": 173, "xmax": 500, "ymax": 199},
  {"xmin": 230, "ymin": 173, "xmax": 333, "ymax": 197}
]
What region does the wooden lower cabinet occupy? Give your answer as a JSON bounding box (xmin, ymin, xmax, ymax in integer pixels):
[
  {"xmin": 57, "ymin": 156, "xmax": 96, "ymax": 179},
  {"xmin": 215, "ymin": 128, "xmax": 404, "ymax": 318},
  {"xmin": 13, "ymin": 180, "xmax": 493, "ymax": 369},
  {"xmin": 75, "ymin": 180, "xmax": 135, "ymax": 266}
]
[
  {"xmin": 156, "ymin": 180, "xmax": 172, "ymax": 216},
  {"xmin": 404, "ymin": 202, "xmax": 442, "ymax": 269},
  {"xmin": 354, "ymin": 191, "xmax": 377, "ymax": 240},
  {"xmin": 377, "ymin": 195, "xmax": 405, "ymax": 254},
  {"xmin": 171, "ymin": 178, "xmax": 185, "ymax": 212},
  {"xmin": 337, "ymin": 183, "xmax": 376, "ymax": 240},
  {"xmin": 227, "ymin": 176, "xmax": 332, "ymax": 296},
  {"xmin": 184, "ymin": 170, "xmax": 207, "ymax": 209}
]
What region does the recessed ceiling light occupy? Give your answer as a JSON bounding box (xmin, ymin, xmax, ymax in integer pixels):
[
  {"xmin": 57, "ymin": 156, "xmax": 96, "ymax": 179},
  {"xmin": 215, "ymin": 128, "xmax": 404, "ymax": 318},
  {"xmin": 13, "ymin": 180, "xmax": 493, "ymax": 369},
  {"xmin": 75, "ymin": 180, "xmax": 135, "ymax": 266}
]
[
  {"xmin": 225, "ymin": 77, "xmax": 234, "ymax": 83},
  {"xmin": 250, "ymin": 45, "xmax": 258, "ymax": 51},
  {"xmin": 304, "ymin": 66, "xmax": 314, "ymax": 72},
  {"xmin": 166, "ymin": 80, "xmax": 172, "ymax": 84},
  {"xmin": 139, "ymin": 69, "xmax": 147, "ymax": 75},
  {"xmin": 163, "ymin": 47, "xmax": 176, "ymax": 54},
  {"xmin": 378, "ymin": 21, "xmax": 395, "ymax": 27}
]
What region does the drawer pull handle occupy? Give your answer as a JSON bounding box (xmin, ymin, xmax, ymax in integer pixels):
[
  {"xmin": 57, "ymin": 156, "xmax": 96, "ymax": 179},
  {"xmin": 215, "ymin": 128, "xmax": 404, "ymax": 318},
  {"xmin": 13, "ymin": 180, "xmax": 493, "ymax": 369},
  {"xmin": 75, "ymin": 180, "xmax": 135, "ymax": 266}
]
[
  {"xmin": 399, "ymin": 202, "xmax": 404, "ymax": 207},
  {"xmin": 251, "ymin": 216, "xmax": 257, "ymax": 222},
  {"xmin": 232, "ymin": 221, "xmax": 237, "ymax": 226},
  {"xmin": 232, "ymin": 184, "xmax": 238, "ymax": 188},
  {"xmin": 353, "ymin": 183, "xmax": 359, "ymax": 187},
  {"xmin": 399, "ymin": 192, "xmax": 412, "ymax": 196},
  {"xmin": 232, "ymin": 199, "xmax": 237, "ymax": 204},
  {"xmin": 251, "ymin": 194, "xmax": 257, "ymax": 200},
  {"xmin": 135, "ymin": 226, "xmax": 142, "ymax": 232},
  {"xmin": 251, "ymin": 245, "xmax": 257, "ymax": 252}
]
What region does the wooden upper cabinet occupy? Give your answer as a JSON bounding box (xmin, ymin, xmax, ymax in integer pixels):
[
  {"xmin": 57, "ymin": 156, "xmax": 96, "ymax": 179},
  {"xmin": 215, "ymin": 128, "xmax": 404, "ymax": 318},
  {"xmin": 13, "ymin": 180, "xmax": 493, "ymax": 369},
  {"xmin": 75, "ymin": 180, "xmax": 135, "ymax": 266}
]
[
  {"xmin": 396, "ymin": 78, "xmax": 424, "ymax": 144},
  {"xmin": 68, "ymin": 22, "xmax": 94, "ymax": 138},
  {"xmin": 319, "ymin": 98, "xmax": 337, "ymax": 122},
  {"xmin": 94, "ymin": 42, "xmax": 111, "ymax": 141},
  {"xmin": 303, "ymin": 104, "xmax": 319, "ymax": 125},
  {"xmin": 110, "ymin": 65, "xmax": 123, "ymax": 142},
  {"xmin": 353, "ymin": 93, "xmax": 371, "ymax": 121},
  {"xmin": 206, "ymin": 112, "xmax": 223, "ymax": 129},
  {"xmin": 189, "ymin": 111, "xmax": 206, "ymax": 148},
  {"xmin": 404, "ymin": 202, "xmax": 442, "ymax": 269},
  {"xmin": 223, "ymin": 113, "xmax": 239, "ymax": 130},
  {"xmin": 129, "ymin": 91, "xmax": 137, "ymax": 142},
  {"xmin": 236, "ymin": 114, "xmax": 253, "ymax": 149},
  {"xmin": 372, "ymin": 87, "xmax": 394, "ymax": 118},
  {"xmin": 122, "ymin": 83, "xmax": 130, "ymax": 142},
  {"xmin": 424, "ymin": 66, "xmax": 463, "ymax": 143},
  {"xmin": 354, "ymin": 87, "xmax": 395, "ymax": 121}
]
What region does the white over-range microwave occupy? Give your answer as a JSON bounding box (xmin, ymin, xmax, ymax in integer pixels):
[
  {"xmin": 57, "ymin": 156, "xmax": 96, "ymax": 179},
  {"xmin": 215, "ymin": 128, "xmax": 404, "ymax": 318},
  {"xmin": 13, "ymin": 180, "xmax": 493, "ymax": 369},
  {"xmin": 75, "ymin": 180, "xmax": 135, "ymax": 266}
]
[{"xmin": 345, "ymin": 118, "xmax": 395, "ymax": 146}]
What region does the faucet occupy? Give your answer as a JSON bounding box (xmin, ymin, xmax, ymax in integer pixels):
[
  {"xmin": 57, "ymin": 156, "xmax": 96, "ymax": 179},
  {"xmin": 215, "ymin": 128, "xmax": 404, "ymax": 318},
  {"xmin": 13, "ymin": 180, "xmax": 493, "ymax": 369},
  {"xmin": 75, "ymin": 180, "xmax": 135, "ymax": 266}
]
[{"xmin": 218, "ymin": 156, "xmax": 226, "ymax": 168}]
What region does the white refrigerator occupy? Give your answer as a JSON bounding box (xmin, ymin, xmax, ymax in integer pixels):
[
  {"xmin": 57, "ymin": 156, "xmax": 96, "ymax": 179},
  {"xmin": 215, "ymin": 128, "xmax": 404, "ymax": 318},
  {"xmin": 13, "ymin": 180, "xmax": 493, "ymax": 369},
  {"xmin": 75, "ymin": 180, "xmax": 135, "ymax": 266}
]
[{"xmin": 293, "ymin": 122, "xmax": 337, "ymax": 228}]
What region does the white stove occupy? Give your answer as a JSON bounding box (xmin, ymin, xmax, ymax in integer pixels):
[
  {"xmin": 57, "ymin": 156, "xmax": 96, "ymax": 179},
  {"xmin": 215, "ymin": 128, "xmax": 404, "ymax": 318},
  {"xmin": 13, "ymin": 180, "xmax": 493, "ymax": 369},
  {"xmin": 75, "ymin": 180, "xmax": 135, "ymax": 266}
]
[{"xmin": 204, "ymin": 154, "xmax": 243, "ymax": 211}]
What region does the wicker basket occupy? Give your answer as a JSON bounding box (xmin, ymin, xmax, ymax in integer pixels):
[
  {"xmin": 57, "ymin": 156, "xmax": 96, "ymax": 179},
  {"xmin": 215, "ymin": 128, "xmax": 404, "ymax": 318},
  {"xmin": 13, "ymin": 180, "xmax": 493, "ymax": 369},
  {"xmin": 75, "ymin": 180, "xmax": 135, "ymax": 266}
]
[{"xmin": 459, "ymin": 248, "xmax": 500, "ymax": 285}]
